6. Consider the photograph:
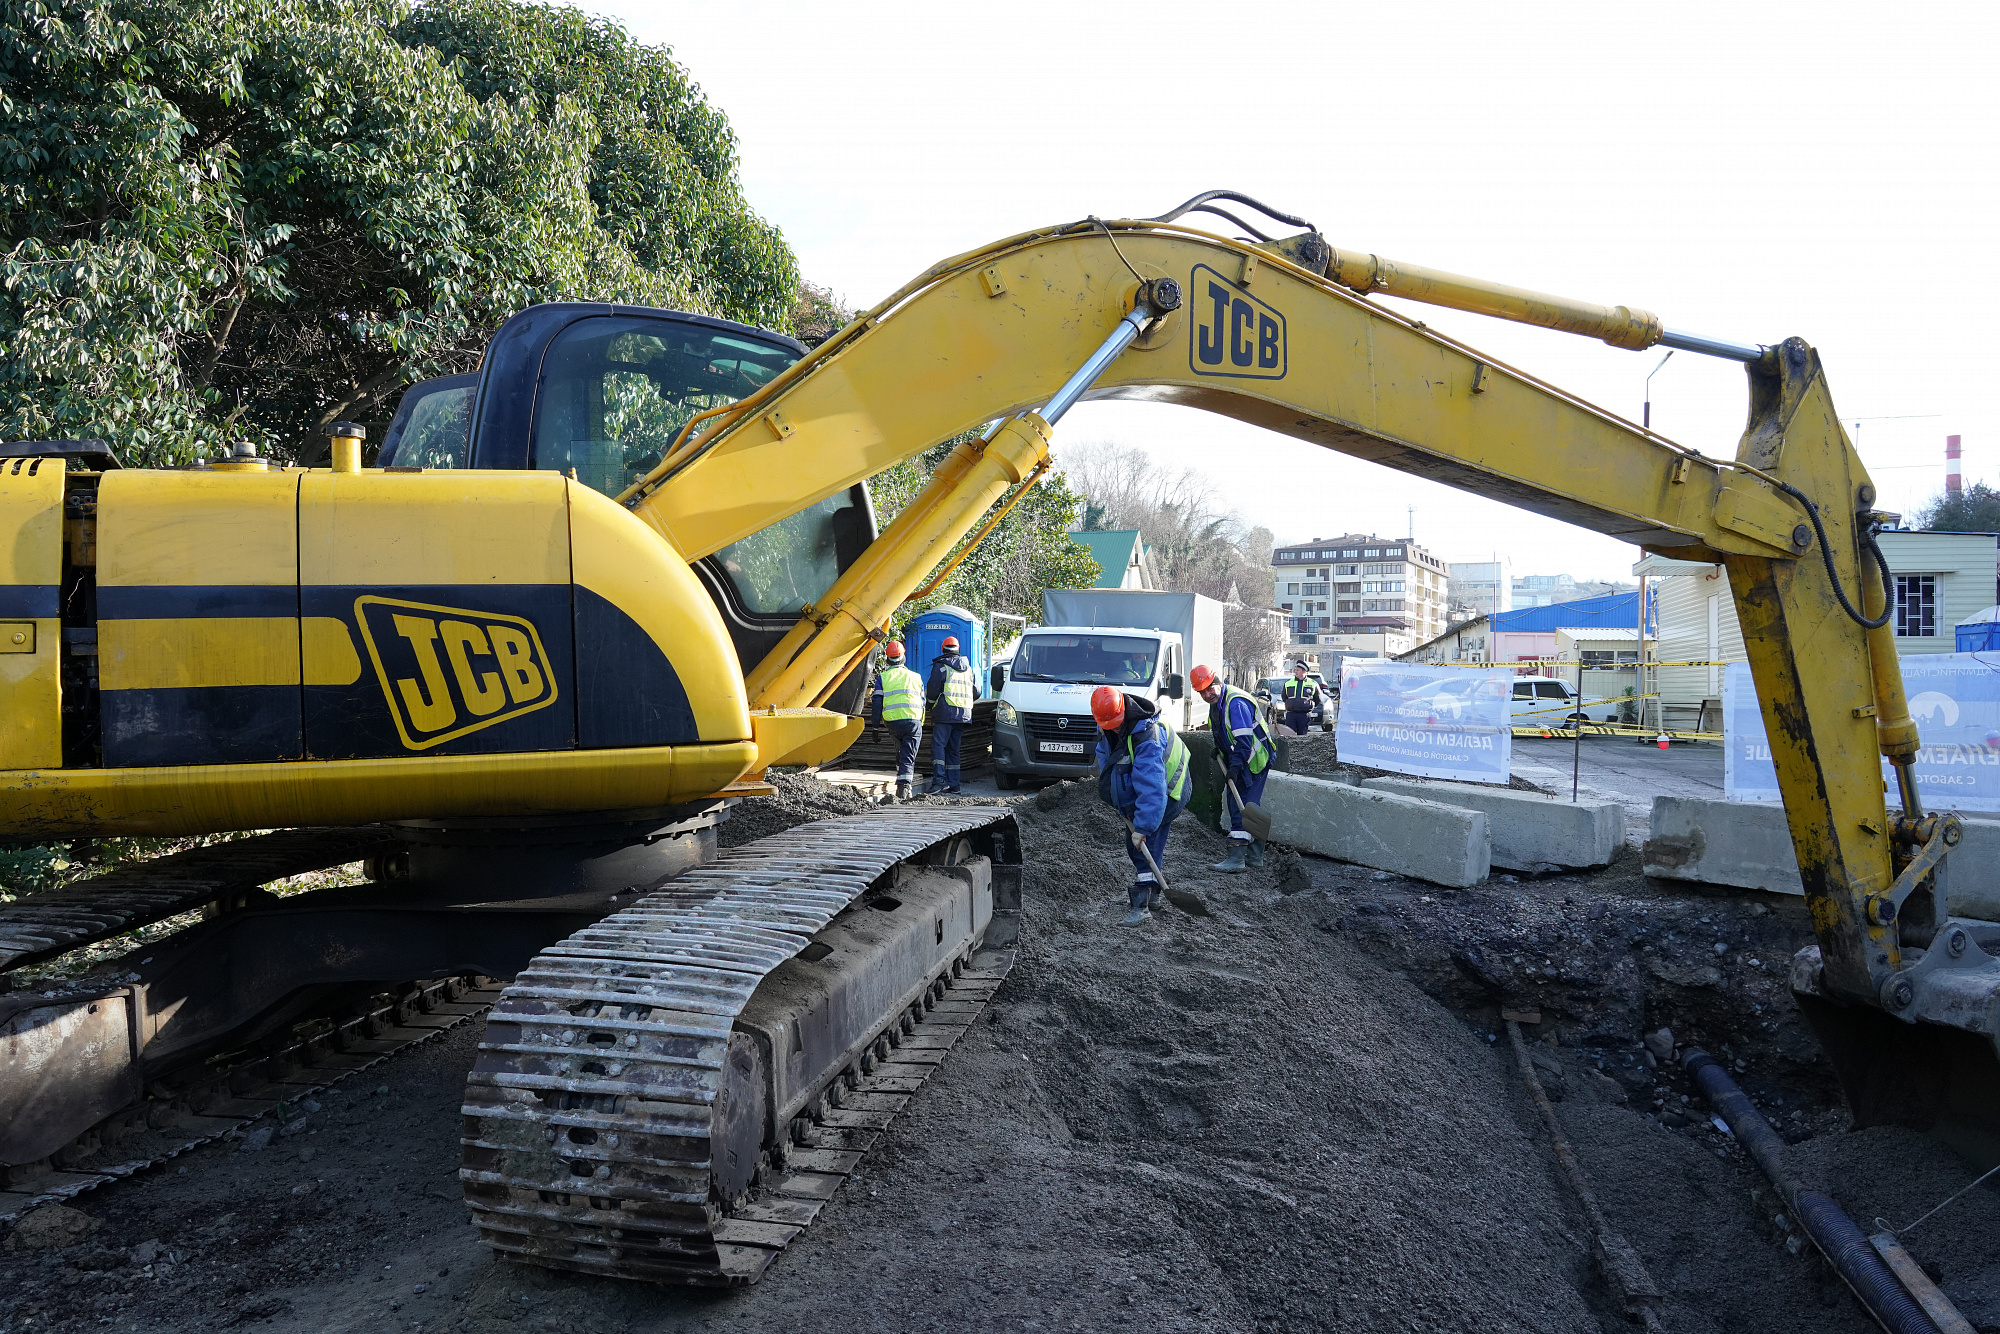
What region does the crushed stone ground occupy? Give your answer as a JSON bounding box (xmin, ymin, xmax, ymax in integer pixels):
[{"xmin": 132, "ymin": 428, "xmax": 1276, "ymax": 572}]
[{"xmin": 2, "ymin": 775, "xmax": 1994, "ymax": 1332}]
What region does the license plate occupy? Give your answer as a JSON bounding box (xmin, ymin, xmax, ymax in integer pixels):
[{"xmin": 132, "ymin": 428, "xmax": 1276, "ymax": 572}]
[{"xmin": 1038, "ymin": 741, "xmax": 1086, "ymax": 756}]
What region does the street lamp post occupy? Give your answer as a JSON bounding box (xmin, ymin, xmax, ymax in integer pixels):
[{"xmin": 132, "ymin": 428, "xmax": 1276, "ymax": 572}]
[{"xmin": 1643, "ymin": 349, "xmax": 1674, "ymax": 431}]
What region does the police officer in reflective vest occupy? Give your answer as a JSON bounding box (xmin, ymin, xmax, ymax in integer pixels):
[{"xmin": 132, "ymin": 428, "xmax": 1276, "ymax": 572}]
[
  {"xmin": 925, "ymin": 634, "xmax": 979, "ymax": 794},
  {"xmin": 1278, "ymin": 660, "xmax": 1323, "ymax": 736},
  {"xmin": 1192, "ymin": 664, "xmax": 1275, "ymax": 872},
  {"xmin": 1091, "ymin": 685, "xmax": 1191, "ymax": 925},
  {"xmin": 872, "ymin": 640, "xmax": 924, "ymax": 802}
]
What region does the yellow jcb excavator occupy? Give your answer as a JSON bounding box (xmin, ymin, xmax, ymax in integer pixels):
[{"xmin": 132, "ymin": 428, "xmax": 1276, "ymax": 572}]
[{"xmin": 1, "ymin": 191, "xmax": 1992, "ymax": 1286}]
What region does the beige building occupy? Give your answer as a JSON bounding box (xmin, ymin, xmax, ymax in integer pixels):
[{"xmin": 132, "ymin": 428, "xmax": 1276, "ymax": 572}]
[
  {"xmin": 1635, "ymin": 529, "xmax": 1999, "ymax": 732},
  {"xmin": 1271, "ymin": 533, "xmax": 1448, "ymax": 653}
]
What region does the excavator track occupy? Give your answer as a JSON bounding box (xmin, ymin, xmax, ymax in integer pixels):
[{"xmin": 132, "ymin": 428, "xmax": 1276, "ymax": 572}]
[
  {"xmin": 0, "ymin": 827, "xmax": 397, "ymax": 973},
  {"xmin": 460, "ymin": 805, "xmax": 1021, "ymax": 1286}
]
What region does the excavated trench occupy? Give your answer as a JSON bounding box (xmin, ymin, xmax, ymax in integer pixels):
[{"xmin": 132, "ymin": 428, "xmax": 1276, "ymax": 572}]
[{"xmin": 1, "ymin": 771, "xmax": 1995, "ymax": 1333}]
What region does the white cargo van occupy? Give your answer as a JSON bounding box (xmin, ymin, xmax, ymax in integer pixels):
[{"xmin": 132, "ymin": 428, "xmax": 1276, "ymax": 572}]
[{"xmin": 987, "ymin": 626, "xmax": 1189, "ymax": 789}]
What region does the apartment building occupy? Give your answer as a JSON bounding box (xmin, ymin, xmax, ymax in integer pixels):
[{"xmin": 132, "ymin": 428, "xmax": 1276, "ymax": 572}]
[{"xmin": 1271, "ymin": 533, "xmax": 1449, "ymax": 650}]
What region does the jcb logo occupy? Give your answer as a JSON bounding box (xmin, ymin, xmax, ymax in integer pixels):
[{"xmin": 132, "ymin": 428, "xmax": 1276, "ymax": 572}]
[
  {"xmin": 355, "ymin": 596, "xmax": 557, "ymax": 750},
  {"xmin": 1189, "ymin": 264, "xmax": 1286, "ymax": 380}
]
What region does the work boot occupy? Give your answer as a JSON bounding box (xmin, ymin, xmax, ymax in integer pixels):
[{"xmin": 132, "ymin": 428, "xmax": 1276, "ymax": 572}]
[
  {"xmin": 1119, "ymin": 906, "xmax": 1151, "ymax": 926},
  {"xmin": 1246, "ymin": 839, "xmax": 1266, "ymax": 868},
  {"xmin": 1211, "ymin": 841, "xmax": 1251, "ymax": 873},
  {"xmin": 895, "ymin": 780, "xmax": 911, "ymax": 803},
  {"xmin": 1146, "ymin": 883, "xmax": 1166, "ymax": 910}
]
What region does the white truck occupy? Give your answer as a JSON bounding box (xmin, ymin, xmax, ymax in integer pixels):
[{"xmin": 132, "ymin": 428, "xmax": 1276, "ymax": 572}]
[{"xmin": 987, "ymin": 591, "xmax": 1224, "ymax": 789}]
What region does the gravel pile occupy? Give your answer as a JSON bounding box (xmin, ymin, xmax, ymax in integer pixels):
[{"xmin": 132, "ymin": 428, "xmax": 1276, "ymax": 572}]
[{"xmin": 717, "ymin": 770, "xmax": 873, "ymax": 846}]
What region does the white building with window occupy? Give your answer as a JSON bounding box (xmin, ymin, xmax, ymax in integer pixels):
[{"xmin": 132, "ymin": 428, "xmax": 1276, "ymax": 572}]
[
  {"xmin": 1634, "ymin": 529, "xmax": 1998, "ymax": 732},
  {"xmin": 1271, "ymin": 533, "xmax": 1448, "ymax": 653}
]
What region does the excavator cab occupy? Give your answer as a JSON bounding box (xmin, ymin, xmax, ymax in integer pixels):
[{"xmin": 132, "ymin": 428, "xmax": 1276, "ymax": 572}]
[{"xmin": 376, "ymin": 305, "xmax": 879, "ymax": 714}]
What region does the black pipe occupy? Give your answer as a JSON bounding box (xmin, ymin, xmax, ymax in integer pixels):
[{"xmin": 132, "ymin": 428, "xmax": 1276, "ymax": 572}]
[{"xmin": 1682, "ymin": 1049, "xmax": 1942, "ymax": 1334}]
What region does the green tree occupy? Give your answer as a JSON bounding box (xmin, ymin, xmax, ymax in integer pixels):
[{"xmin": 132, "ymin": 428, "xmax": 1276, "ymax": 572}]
[
  {"xmin": 0, "ymin": 0, "xmax": 796, "ymax": 465},
  {"xmin": 870, "ymin": 435, "xmax": 1099, "ymax": 639},
  {"xmin": 1914, "ymin": 481, "xmax": 2000, "ymax": 534}
]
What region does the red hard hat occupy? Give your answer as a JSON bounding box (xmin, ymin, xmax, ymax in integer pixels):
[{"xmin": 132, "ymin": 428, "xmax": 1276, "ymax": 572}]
[
  {"xmin": 884, "ymin": 640, "xmax": 904, "ymax": 659},
  {"xmin": 942, "ymin": 636, "xmax": 959, "ymax": 651},
  {"xmin": 1090, "ymin": 686, "xmax": 1125, "ymax": 727},
  {"xmin": 1189, "ymin": 664, "xmax": 1216, "ymax": 691}
]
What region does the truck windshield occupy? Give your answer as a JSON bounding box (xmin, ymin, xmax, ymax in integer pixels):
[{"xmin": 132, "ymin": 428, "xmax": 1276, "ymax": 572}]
[{"xmin": 1010, "ymin": 635, "xmax": 1158, "ymax": 685}]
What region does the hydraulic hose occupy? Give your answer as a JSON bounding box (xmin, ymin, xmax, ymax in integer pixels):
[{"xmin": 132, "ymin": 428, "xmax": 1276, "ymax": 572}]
[
  {"xmin": 1769, "ymin": 481, "xmax": 1895, "ymax": 630},
  {"xmin": 1682, "ymin": 1049, "xmax": 1945, "ymax": 1334}
]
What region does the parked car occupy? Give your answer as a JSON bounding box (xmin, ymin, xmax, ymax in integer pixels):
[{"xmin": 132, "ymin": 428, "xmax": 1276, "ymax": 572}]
[{"xmin": 1508, "ymin": 675, "xmax": 1618, "ymax": 726}]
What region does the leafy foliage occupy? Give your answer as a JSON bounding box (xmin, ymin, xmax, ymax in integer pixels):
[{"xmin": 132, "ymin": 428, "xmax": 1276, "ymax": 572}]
[
  {"xmin": 1068, "ymin": 442, "xmax": 1275, "ymax": 604},
  {"xmin": 1913, "ymin": 481, "xmax": 2000, "ymax": 535},
  {"xmin": 0, "ymin": 0, "xmax": 796, "ymax": 465}
]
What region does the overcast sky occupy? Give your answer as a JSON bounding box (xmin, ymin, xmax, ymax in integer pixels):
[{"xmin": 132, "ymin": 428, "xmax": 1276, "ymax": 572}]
[{"xmin": 599, "ymin": 0, "xmax": 1997, "ymax": 580}]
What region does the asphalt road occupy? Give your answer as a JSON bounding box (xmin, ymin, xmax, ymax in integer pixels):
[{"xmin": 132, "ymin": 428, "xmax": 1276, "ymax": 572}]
[{"xmin": 1510, "ymin": 734, "xmax": 1723, "ymax": 841}]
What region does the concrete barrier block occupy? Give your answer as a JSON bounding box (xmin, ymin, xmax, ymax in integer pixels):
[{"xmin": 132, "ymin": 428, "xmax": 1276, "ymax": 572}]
[
  {"xmin": 1263, "ymin": 771, "xmax": 1490, "ymax": 888},
  {"xmin": 1360, "ymin": 776, "xmax": 1622, "ymax": 871},
  {"xmin": 1643, "ymin": 796, "xmax": 2000, "ymax": 919}
]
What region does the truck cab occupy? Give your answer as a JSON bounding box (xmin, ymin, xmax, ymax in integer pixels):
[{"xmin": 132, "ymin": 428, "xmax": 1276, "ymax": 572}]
[{"xmin": 986, "ymin": 626, "xmax": 1186, "ymax": 788}]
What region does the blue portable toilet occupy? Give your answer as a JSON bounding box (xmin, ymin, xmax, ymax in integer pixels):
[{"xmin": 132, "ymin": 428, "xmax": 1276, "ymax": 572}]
[
  {"xmin": 903, "ymin": 605, "xmax": 985, "ymax": 676},
  {"xmin": 1958, "ymin": 605, "xmax": 2000, "ymax": 653}
]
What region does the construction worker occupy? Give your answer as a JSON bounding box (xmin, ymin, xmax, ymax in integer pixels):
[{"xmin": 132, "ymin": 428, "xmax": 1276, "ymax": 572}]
[
  {"xmin": 925, "ymin": 634, "xmax": 979, "ymax": 794},
  {"xmin": 1191, "ymin": 664, "xmax": 1275, "ymax": 872},
  {"xmin": 1278, "ymin": 660, "xmax": 1323, "ymax": 737},
  {"xmin": 872, "ymin": 641, "xmax": 924, "ymax": 802},
  {"xmin": 1091, "ymin": 684, "xmax": 1191, "ymax": 926}
]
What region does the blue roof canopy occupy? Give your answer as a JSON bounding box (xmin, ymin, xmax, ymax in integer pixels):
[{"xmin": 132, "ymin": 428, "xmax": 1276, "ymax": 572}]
[{"xmin": 1490, "ymin": 590, "xmax": 1652, "ymax": 634}]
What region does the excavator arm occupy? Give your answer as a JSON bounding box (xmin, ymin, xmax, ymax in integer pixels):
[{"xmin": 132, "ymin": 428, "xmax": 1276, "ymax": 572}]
[
  {"xmin": 624, "ymin": 211, "xmax": 1931, "ymax": 1014},
  {"xmin": 610, "ymin": 202, "xmax": 1998, "ymax": 1157}
]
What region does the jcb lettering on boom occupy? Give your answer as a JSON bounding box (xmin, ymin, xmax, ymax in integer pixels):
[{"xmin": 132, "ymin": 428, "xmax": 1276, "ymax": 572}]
[
  {"xmin": 1189, "ymin": 264, "xmax": 1286, "ymax": 380},
  {"xmin": 354, "ymin": 596, "xmax": 556, "ymax": 750}
]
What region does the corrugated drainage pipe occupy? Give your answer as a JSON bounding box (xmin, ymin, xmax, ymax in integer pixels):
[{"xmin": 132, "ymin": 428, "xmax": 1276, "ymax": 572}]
[{"xmin": 1682, "ymin": 1048, "xmax": 1944, "ymax": 1334}]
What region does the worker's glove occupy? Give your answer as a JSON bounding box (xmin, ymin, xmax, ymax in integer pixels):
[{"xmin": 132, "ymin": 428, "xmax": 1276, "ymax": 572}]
[
  {"xmin": 1229, "ymin": 764, "xmax": 1249, "ymax": 789},
  {"xmin": 1128, "ymin": 827, "xmax": 1149, "ymax": 848}
]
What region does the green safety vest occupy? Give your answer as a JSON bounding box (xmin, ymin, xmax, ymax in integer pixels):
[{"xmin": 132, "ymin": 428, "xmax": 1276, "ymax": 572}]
[
  {"xmin": 1125, "ymin": 722, "xmax": 1192, "ymax": 803},
  {"xmin": 880, "ymin": 665, "xmax": 924, "ymax": 723},
  {"xmin": 940, "ymin": 663, "xmax": 974, "ymax": 711},
  {"xmin": 1212, "ymin": 684, "xmax": 1275, "ymax": 775},
  {"xmin": 1282, "ymin": 677, "xmax": 1317, "ymax": 704}
]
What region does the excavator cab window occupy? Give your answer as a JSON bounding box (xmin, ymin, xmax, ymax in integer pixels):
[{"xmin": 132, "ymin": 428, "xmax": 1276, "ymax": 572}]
[
  {"xmin": 529, "ymin": 315, "xmax": 797, "ymax": 498},
  {"xmin": 713, "ymin": 493, "xmax": 848, "ymax": 614},
  {"xmin": 378, "ymin": 373, "xmax": 477, "ymax": 468}
]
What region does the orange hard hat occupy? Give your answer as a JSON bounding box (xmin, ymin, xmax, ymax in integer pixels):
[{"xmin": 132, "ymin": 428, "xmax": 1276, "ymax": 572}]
[
  {"xmin": 1189, "ymin": 664, "xmax": 1217, "ymax": 691},
  {"xmin": 884, "ymin": 640, "xmax": 904, "ymax": 659},
  {"xmin": 942, "ymin": 636, "xmax": 959, "ymax": 651},
  {"xmin": 1090, "ymin": 685, "xmax": 1125, "ymax": 727}
]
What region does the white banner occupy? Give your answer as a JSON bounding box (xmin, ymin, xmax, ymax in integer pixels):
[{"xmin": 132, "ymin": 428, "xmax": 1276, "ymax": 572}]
[
  {"xmin": 1335, "ymin": 659, "xmax": 1514, "ymax": 783},
  {"xmin": 1723, "ymin": 656, "xmax": 2000, "ymax": 811}
]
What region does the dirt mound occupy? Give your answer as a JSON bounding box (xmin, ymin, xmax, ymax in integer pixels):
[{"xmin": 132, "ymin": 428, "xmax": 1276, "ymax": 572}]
[{"xmin": 718, "ymin": 770, "xmax": 872, "ymax": 846}]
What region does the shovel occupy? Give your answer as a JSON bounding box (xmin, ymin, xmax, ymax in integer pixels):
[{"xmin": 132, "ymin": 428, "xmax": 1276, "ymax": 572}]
[
  {"xmin": 1126, "ymin": 820, "xmax": 1210, "ymax": 917},
  {"xmin": 1219, "ymin": 763, "xmax": 1273, "ymax": 842}
]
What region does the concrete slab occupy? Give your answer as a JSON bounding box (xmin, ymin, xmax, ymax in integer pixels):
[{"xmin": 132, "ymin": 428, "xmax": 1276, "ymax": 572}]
[
  {"xmin": 1360, "ymin": 776, "xmax": 1623, "ymax": 871},
  {"xmin": 1643, "ymin": 796, "xmax": 2000, "ymax": 919},
  {"xmin": 1262, "ymin": 771, "xmax": 1490, "ymax": 889}
]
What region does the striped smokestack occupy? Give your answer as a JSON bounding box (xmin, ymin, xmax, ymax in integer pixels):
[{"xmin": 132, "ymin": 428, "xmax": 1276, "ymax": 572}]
[{"xmin": 1947, "ymin": 434, "xmax": 1963, "ymax": 493}]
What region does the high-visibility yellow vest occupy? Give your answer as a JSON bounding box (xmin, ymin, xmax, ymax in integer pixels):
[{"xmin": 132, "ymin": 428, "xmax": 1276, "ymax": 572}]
[
  {"xmin": 1124, "ymin": 723, "xmax": 1192, "ymax": 803},
  {"xmin": 1213, "ymin": 684, "xmax": 1275, "ymax": 774},
  {"xmin": 940, "ymin": 663, "xmax": 974, "ymax": 711},
  {"xmin": 880, "ymin": 665, "xmax": 924, "ymax": 722}
]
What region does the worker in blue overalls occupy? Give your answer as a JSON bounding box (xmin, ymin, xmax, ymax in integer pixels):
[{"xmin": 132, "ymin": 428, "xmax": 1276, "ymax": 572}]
[
  {"xmin": 872, "ymin": 641, "xmax": 924, "ymax": 802},
  {"xmin": 1192, "ymin": 663, "xmax": 1275, "ymax": 872},
  {"xmin": 1092, "ymin": 685, "xmax": 1191, "ymax": 925},
  {"xmin": 924, "ymin": 634, "xmax": 979, "ymax": 794}
]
